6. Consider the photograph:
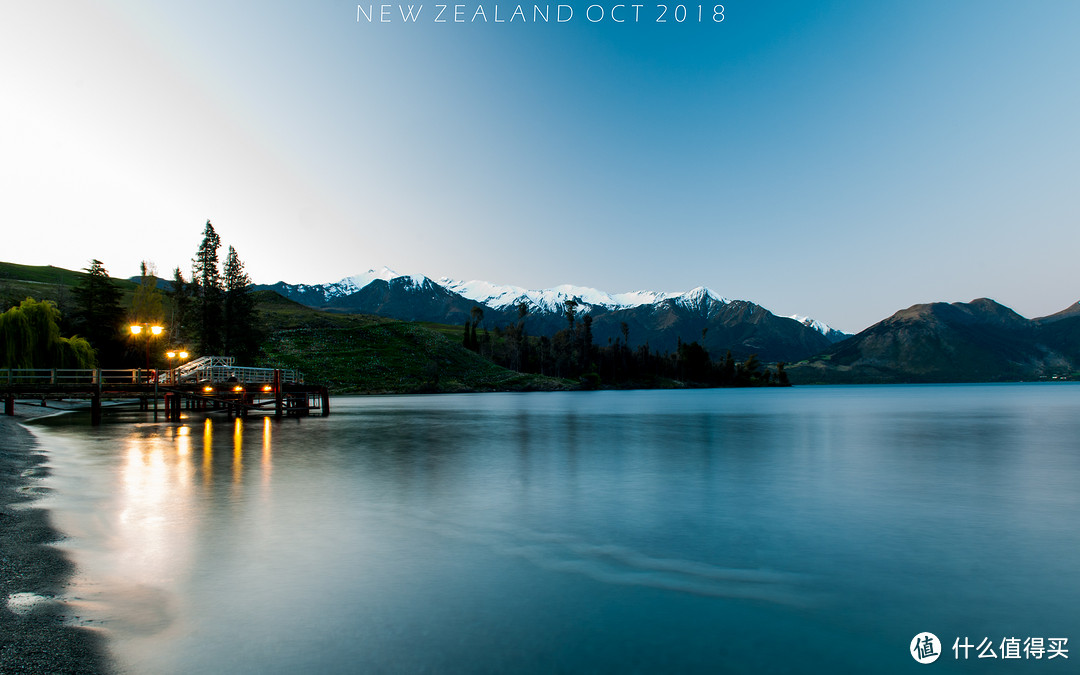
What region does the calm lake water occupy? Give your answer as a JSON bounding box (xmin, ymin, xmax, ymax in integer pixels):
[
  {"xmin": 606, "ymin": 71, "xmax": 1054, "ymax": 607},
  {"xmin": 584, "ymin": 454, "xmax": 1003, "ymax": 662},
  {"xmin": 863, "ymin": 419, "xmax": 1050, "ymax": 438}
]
[{"xmin": 30, "ymin": 385, "xmax": 1080, "ymax": 673}]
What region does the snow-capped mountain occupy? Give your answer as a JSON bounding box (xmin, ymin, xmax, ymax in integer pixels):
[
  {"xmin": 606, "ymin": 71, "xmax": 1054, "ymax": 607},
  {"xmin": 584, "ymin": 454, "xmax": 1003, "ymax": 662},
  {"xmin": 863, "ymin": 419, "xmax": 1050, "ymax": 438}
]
[
  {"xmin": 438, "ymin": 277, "xmax": 730, "ymax": 315},
  {"xmin": 281, "ymin": 266, "xmax": 432, "ymax": 303},
  {"xmin": 788, "ymin": 315, "xmax": 849, "ymax": 343},
  {"xmin": 255, "ymin": 269, "xmax": 849, "ymax": 361},
  {"xmin": 341, "ymin": 267, "xmax": 430, "ymax": 294}
]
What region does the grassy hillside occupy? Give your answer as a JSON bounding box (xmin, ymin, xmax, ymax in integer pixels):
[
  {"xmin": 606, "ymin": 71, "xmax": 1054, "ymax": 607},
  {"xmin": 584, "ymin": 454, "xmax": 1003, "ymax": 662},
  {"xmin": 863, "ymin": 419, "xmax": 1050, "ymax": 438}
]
[
  {"xmin": 0, "ymin": 261, "xmax": 139, "ymax": 311},
  {"xmin": 254, "ymin": 291, "xmax": 570, "ymax": 394}
]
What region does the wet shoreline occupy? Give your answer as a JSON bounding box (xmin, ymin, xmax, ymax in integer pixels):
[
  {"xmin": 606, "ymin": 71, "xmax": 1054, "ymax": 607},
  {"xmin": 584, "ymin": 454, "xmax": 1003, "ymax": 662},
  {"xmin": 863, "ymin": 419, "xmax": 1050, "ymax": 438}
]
[{"xmin": 0, "ymin": 407, "xmax": 110, "ymax": 674}]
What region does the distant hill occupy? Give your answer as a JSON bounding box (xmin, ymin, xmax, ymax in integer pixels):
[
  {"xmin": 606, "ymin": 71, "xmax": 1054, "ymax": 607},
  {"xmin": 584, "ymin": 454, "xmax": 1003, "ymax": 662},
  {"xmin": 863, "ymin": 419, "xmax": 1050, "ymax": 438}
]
[
  {"xmin": 788, "ymin": 298, "xmax": 1080, "ymax": 383},
  {"xmin": 0, "ymin": 261, "xmax": 138, "ymax": 314},
  {"xmin": 1036, "ymin": 301, "xmax": 1080, "ymax": 324}
]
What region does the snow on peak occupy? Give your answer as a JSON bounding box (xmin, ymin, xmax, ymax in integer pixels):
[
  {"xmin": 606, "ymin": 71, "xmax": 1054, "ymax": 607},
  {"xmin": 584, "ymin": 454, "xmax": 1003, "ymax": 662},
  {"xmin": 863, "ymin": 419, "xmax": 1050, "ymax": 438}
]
[
  {"xmin": 675, "ymin": 286, "xmax": 730, "ymax": 307},
  {"xmin": 789, "ymin": 314, "xmax": 843, "ymax": 337},
  {"xmin": 438, "ymin": 278, "xmax": 532, "ymax": 309},
  {"xmin": 337, "ymin": 267, "xmax": 429, "ymax": 293},
  {"xmin": 438, "ymin": 278, "xmax": 729, "ymax": 313}
]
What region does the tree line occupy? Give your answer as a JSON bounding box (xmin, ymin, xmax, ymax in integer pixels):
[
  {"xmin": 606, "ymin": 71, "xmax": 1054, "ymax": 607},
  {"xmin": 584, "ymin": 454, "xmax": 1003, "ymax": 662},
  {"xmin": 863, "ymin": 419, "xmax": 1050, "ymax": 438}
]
[
  {"xmin": 464, "ymin": 299, "xmax": 789, "ymax": 388},
  {"xmin": 0, "ymin": 221, "xmax": 261, "ymax": 369},
  {"xmin": 169, "ymin": 220, "xmax": 261, "ymax": 362}
]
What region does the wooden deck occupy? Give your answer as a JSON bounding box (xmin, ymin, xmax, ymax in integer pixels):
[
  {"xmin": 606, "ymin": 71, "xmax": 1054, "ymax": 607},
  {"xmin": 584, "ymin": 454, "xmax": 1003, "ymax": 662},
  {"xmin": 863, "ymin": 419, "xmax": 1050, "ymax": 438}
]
[{"xmin": 1, "ymin": 357, "xmax": 329, "ymax": 424}]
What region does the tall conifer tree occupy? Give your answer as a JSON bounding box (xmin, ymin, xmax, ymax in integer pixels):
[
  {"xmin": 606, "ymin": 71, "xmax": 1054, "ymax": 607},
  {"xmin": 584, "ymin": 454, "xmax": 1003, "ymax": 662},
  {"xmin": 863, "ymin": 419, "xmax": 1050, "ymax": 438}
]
[
  {"xmin": 70, "ymin": 259, "xmax": 125, "ymax": 364},
  {"xmin": 223, "ymin": 245, "xmax": 260, "ymax": 360},
  {"xmin": 192, "ymin": 221, "xmax": 224, "ymax": 354}
]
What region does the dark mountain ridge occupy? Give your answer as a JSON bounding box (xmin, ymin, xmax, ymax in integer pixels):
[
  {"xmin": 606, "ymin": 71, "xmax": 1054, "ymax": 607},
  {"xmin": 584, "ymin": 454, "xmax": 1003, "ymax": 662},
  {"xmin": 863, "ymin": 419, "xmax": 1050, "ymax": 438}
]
[
  {"xmin": 255, "ymin": 276, "xmax": 834, "ymax": 363},
  {"xmin": 788, "ymin": 298, "xmax": 1080, "ymax": 383}
]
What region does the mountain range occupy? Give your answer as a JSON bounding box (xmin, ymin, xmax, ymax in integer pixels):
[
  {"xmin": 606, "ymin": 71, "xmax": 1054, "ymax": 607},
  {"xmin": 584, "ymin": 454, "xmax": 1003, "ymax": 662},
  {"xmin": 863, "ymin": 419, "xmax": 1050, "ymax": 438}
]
[
  {"xmin": 254, "ymin": 268, "xmax": 1080, "ymax": 382},
  {"xmin": 2, "ymin": 259, "xmax": 1075, "ymax": 384},
  {"xmin": 254, "ymin": 267, "xmax": 850, "ymax": 363}
]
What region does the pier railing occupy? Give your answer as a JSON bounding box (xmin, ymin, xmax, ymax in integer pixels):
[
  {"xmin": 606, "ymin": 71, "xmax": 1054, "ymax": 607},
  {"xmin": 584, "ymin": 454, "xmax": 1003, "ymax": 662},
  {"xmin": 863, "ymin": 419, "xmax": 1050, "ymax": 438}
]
[
  {"xmin": 2, "ymin": 358, "xmax": 322, "ymax": 424},
  {"xmin": 161, "ymin": 356, "xmax": 302, "ymax": 385},
  {"xmin": 1, "ymin": 363, "xmax": 303, "ymax": 387}
]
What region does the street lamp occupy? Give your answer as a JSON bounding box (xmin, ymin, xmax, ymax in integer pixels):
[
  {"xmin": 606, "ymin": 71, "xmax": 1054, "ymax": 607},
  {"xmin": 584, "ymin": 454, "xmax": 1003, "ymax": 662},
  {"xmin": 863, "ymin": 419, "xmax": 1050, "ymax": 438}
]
[
  {"xmin": 166, "ymin": 349, "xmax": 191, "ymax": 384},
  {"xmin": 130, "ymin": 323, "xmax": 165, "ymax": 373}
]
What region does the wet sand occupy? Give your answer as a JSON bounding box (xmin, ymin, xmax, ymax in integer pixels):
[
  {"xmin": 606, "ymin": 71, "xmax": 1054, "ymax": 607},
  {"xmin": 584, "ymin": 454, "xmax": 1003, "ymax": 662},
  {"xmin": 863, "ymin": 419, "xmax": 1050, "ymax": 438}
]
[{"xmin": 0, "ymin": 406, "xmax": 110, "ymax": 674}]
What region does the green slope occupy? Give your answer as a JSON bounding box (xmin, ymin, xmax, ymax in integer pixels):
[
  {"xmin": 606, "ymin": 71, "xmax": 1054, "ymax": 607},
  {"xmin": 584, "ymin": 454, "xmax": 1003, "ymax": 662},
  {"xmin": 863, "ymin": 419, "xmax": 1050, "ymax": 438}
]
[
  {"xmin": 252, "ymin": 291, "xmax": 570, "ymax": 394},
  {"xmin": 0, "ymin": 261, "xmax": 139, "ymax": 310}
]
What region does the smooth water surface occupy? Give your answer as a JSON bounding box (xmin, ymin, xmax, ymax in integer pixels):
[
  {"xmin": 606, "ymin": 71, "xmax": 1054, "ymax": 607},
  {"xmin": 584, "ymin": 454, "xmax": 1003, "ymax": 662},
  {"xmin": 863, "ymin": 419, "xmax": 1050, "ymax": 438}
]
[{"xmin": 32, "ymin": 385, "xmax": 1080, "ymax": 673}]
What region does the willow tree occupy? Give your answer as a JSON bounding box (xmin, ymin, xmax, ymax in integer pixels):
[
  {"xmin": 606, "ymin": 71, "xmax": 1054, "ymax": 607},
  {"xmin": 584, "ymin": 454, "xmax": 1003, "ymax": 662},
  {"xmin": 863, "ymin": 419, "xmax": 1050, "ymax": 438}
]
[{"xmin": 0, "ymin": 298, "xmax": 95, "ymax": 368}]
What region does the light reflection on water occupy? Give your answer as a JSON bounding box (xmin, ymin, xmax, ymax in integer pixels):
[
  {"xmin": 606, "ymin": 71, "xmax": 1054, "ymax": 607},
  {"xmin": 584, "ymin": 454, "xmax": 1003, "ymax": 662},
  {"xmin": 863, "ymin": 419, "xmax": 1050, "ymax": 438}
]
[{"xmin": 31, "ymin": 384, "xmax": 1080, "ymax": 674}]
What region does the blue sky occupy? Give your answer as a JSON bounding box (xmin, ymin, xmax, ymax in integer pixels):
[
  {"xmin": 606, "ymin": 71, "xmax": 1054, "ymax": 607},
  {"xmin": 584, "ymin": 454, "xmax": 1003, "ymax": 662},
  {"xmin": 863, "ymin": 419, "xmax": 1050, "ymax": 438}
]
[{"xmin": 1, "ymin": 0, "xmax": 1077, "ymax": 332}]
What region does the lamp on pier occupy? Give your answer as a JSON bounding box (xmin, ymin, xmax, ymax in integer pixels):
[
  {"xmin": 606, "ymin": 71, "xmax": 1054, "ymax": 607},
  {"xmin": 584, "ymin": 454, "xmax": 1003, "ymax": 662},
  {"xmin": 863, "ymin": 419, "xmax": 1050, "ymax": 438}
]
[
  {"xmin": 130, "ymin": 322, "xmax": 165, "ymax": 372},
  {"xmin": 166, "ymin": 349, "xmax": 191, "ymax": 384}
]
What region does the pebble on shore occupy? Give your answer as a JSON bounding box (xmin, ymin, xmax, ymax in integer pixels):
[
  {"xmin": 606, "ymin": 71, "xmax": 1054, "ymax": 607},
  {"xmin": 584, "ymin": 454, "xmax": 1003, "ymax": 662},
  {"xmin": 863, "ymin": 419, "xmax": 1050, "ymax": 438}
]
[{"xmin": 0, "ymin": 409, "xmax": 110, "ymax": 674}]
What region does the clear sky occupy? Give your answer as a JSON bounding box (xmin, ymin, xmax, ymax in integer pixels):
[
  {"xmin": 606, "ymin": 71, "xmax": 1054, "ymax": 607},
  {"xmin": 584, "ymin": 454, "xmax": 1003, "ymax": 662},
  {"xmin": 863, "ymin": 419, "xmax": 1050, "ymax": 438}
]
[{"xmin": 2, "ymin": 0, "xmax": 1077, "ymax": 332}]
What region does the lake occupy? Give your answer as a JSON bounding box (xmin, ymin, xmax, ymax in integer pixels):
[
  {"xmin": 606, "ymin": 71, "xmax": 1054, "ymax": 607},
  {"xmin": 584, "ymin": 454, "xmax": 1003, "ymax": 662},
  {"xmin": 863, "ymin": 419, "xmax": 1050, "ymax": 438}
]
[{"xmin": 31, "ymin": 384, "xmax": 1080, "ymax": 673}]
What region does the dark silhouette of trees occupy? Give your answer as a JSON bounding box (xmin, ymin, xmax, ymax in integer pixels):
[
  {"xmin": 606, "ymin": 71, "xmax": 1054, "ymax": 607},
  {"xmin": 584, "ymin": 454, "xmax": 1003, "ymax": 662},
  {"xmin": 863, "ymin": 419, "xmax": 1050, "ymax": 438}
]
[
  {"xmin": 223, "ymin": 245, "xmax": 260, "ymax": 361},
  {"xmin": 464, "ymin": 306, "xmax": 484, "ymax": 352},
  {"xmin": 70, "ymin": 259, "xmax": 126, "ymax": 364},
  {"xmin": 168, "ymin": 266, "xmax": 195, "ymax": 347},
  {"xmin": 777, "ymin": 362, "xmax": 790, "ymax": 386},
  {"xmin": 581, "ymin": 314, "xmax": 594, "ymax": 368},
  {"xmin": 184, "ymin": 222, "xmax": 261, "ymax": 361},
  {"xmin": 192, "ymin": 221, "xmax": 225, "ymax": 354},
  {"xmin": 472, "ymin": 310, "xmax": 790, "ymax": 389}
]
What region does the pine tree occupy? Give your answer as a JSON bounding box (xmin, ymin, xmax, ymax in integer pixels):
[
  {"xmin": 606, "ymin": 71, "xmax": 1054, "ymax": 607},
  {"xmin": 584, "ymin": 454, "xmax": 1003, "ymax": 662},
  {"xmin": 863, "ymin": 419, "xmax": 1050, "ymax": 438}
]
[
  {"xmin": 169, "ymin": 266, "xmax": 195, "ymax": 347},
  {"xmin": 776, "ymin": 362, "xmax": 790, "ymax": 386},
  {"xmin": 468, "ymin": 306, "xmax": 484, "ymax": 352},
  {"xmin": 70, "ymin": 259, "xmax": 126, "ymax": 364},
  {"xmin": 581, "ymin": 314, "xmax": 593, "ymax": 368},
  {"xmin": 515, "ymin": 302, "xmax": 529, "ymax": 371},
  {"xmin": 223, "ymin": 245, "xmax": 260, "ymax": 360},
  {"xmin": 192, "ymin": 221, "xmax": 224, "ymax": 354}
]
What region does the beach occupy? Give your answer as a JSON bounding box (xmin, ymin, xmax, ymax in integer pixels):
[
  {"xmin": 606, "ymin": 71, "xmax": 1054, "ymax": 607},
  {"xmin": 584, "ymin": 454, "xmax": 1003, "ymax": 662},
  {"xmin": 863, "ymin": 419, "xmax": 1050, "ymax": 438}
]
[{"xmin": 0, "ymin": 406, "xmax": 109, "ymax": 674}]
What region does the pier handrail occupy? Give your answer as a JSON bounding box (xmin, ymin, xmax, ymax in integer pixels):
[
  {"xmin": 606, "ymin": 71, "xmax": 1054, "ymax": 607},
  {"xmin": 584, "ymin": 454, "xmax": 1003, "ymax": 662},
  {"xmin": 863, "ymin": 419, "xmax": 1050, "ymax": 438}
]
[
  {"xmin": 2, "ymin": 364, "xmax": 303, "ymax": 387},
  {"xmin": 0, "ymin": 368, "xmax": 152, "ymax": 385}
]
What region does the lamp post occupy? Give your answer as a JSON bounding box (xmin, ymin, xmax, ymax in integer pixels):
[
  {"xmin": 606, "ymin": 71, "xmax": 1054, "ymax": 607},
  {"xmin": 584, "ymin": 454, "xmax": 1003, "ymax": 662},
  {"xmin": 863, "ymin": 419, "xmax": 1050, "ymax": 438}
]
[
  {"xmin": 130, "ymin": 322, "xmax": 164, "ymax": 419},
  {"xmin": 130, "ymin": 323, "xmax": 164, "ymax": 376},
  {"xmin": 166, "ymin": 350, "xmax": 190, "ymax": 385}
]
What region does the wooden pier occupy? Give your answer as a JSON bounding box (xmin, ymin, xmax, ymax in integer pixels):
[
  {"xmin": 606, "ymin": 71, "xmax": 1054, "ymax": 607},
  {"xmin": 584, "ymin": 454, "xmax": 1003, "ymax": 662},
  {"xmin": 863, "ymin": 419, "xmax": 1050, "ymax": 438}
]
[{"xmin": 1, "ymin": 356, "xmax": 329, "ymax": 424}]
